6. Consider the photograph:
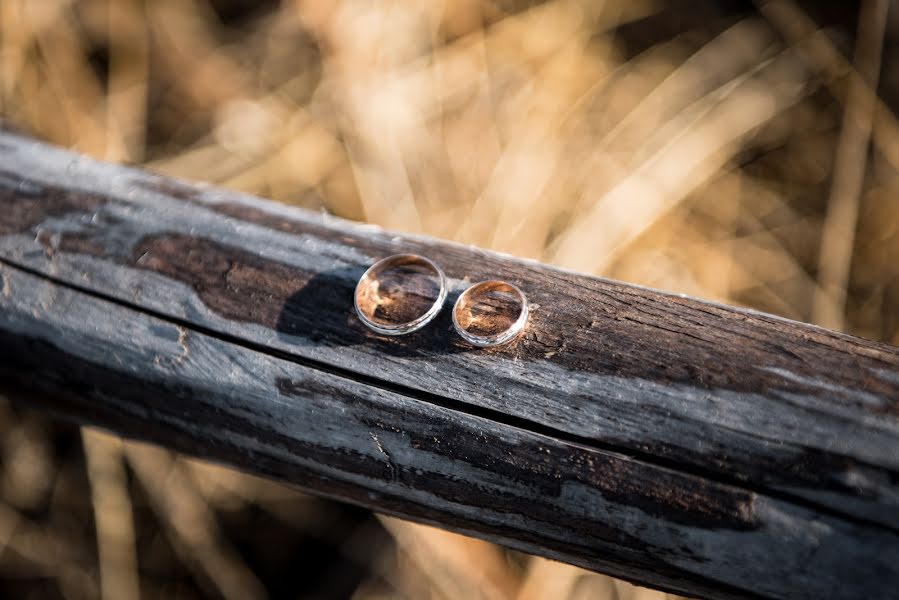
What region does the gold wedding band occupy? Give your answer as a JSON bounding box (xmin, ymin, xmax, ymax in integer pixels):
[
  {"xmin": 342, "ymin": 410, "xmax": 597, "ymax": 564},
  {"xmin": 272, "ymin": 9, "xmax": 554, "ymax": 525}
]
[
  {"xmin": 452, "ymin": 280, "xmax": 528, "ymax": 347},
  {"xmin": 354, "ymin": 254, "xmax": 447, "ymax": 336}
]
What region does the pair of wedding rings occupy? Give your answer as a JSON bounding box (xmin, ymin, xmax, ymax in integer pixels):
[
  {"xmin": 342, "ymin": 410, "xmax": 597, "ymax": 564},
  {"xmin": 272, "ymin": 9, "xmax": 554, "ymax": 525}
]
[{"xmin": 354, "ymin": 254, "xmax": 529, "ymax": 348}]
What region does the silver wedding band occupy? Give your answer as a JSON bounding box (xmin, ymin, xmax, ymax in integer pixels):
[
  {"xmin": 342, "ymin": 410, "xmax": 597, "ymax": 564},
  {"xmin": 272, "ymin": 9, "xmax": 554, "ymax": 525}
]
[
  {"xmin": 354, "ymin": 254, "xmax": 447, "ymax": 336},
  {"xmin": 452, "ymin": 280, "xmax": 529, "ymax": 347}
]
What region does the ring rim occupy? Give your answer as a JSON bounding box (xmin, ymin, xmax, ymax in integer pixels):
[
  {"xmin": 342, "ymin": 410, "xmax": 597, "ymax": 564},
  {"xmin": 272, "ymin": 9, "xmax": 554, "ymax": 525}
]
[
  {"xmin": 452, "ymin": 280, "xmax": 529, "ymax": 347},
  {"xmin": 354, "ymin": 254, "xmax": 447, "ymax": 336}
]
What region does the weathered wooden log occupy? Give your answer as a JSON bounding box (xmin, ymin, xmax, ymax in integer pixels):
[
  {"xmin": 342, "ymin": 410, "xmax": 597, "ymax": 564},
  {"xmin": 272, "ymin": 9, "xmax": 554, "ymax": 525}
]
[{"xmin": 0, "ymin": 130, "xmax": 897, "ymax": 600}]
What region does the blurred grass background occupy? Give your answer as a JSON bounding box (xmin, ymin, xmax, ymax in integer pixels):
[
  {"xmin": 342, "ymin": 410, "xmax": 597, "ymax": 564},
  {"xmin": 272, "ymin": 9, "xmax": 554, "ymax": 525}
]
[{"xmin": 1, "ymin": 0, "xmax": 898, "ymax": 598}]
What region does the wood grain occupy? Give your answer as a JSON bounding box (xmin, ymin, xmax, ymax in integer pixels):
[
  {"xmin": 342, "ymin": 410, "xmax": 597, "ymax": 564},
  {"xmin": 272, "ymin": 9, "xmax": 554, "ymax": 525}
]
[{"xmin": 1, "ymin": 130, "xmax": 898, "ymax": 599}]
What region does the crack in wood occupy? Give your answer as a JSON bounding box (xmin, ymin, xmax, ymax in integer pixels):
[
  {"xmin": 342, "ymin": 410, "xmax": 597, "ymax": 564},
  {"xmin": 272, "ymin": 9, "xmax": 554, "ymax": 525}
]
[
  {"xmin": 154, "ymin": 325, "xmax": 190, "ymax": 369},
  {"xmin": 369, "ymin": 432, "xmax": 397, "ymax": 482}
]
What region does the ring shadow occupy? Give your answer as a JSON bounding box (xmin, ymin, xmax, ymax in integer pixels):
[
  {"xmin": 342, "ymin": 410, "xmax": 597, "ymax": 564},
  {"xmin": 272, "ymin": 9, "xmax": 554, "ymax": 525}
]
[{"xmin": 275, "ymin": 266, "xmax": 475, "ymax": 357}]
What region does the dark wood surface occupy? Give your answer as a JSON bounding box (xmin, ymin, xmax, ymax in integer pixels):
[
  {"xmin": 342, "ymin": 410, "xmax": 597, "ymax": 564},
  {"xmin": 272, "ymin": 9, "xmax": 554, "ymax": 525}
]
[{"xmin": 1, "ymin": 130, "xmax": 898, "ymax": 599}]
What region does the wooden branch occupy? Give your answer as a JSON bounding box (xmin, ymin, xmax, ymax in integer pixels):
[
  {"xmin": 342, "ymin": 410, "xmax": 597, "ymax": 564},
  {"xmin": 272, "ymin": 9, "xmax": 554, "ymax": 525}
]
[{"xmin": 0, "ymin": 130, "xmax": 897, "ymax": 599}]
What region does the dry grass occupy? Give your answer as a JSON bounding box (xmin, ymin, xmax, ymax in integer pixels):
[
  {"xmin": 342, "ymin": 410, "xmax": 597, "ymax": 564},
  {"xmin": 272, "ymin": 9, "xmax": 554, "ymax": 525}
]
[{"xmin": 1, "ymin": 0, "xmax": 898, "ymax": 598}]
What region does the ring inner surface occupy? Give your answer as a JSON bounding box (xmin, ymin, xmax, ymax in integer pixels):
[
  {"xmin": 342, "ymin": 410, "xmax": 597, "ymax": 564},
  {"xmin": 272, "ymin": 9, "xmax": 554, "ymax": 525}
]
[
  {"xmin": 454, "ymin": 281, "xmax": 524, "ymax": 338},
  {"xmin": 356, "ymin": 257, "xmax": 443, "ymax": 328}
]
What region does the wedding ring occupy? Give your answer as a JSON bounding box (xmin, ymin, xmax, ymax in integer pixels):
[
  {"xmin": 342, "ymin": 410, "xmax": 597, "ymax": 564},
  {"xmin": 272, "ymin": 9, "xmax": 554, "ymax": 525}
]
[
  {"xmin": 354, "ymin": 254, "xmax": 447, "ymax": 336},
  {"xmin": 452, "ymin": 280, "xmax": 528, "ymax": 347}
]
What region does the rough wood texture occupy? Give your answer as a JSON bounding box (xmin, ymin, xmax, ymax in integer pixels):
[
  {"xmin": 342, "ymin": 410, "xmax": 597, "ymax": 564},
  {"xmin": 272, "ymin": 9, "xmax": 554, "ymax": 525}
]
[{"xmin": 0, "ymin": 131, "xmax": 898, "ymax": 599}]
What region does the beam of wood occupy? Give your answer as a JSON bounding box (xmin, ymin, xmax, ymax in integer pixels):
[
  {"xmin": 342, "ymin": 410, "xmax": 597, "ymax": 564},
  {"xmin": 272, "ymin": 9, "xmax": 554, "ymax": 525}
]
[
  {"xmin": 0, "ymin": 130, "xmax": 898, "ymax": 599},
  {"xmin": 2, "ymin": 261, "xmax": 898, "ymax": 600}
]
